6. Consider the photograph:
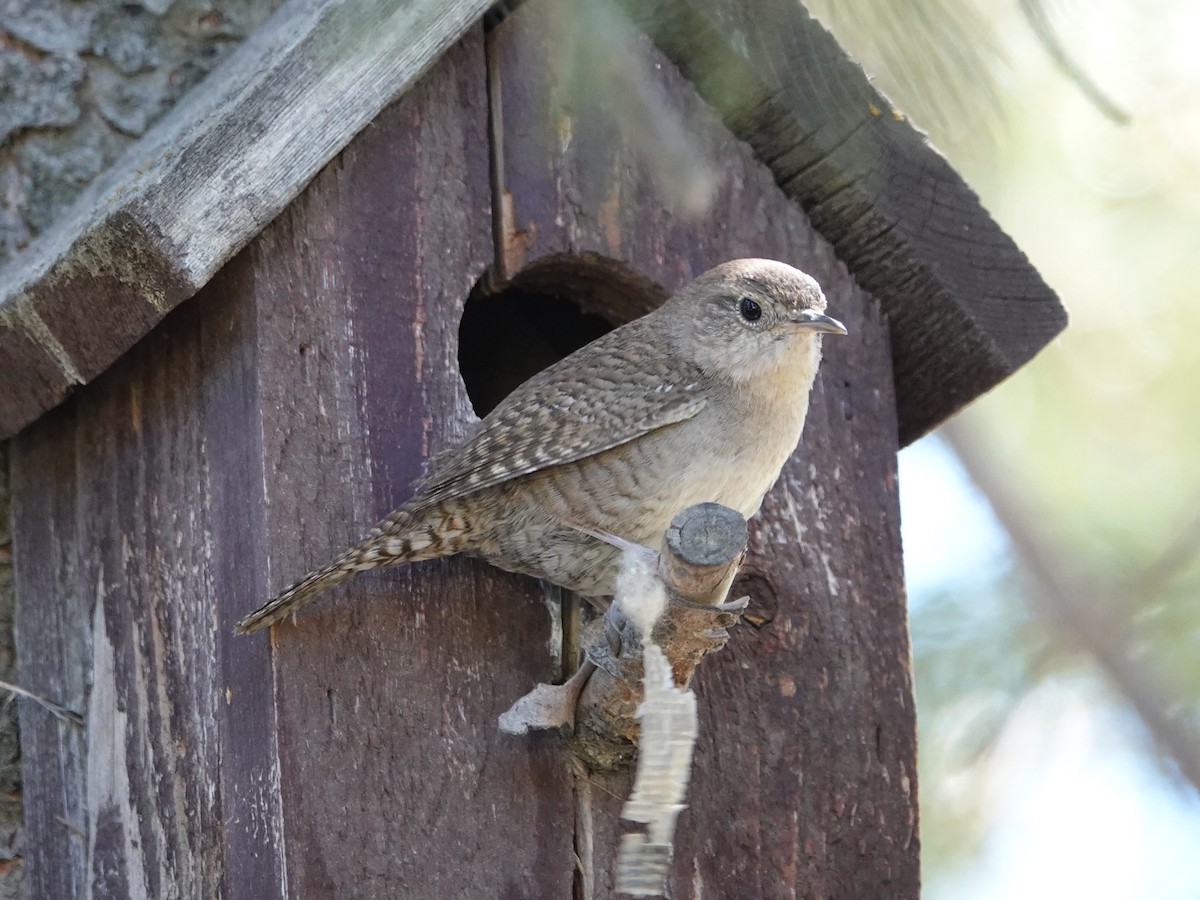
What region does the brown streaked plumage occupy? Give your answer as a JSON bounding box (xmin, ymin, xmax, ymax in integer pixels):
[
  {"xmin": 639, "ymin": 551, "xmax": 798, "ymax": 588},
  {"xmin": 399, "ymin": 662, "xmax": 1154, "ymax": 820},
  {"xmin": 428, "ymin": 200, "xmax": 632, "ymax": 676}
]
[{"xmin": 234, "ymin": 259, "xmax": 846, "ymax": 635}]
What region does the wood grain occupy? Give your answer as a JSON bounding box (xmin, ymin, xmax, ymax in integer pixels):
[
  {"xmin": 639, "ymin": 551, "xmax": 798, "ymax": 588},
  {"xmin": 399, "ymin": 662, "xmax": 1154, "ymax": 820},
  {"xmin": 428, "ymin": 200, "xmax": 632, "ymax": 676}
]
[
  {"xmin": 0, "ymin": 0, "xmax": 1064, "ymax": 451},
  {"xmin": 11, "ymin": 25, "xmax": 577, "ymax": 899},
  {"xmin": 11, "ymin": 243, "xmax": 289, "ymax": 896},
  {"xmin": 0, "ymin": 0, "xmax": 493, "ymax": 441},
  {"xmin": 12, "ymin": 8, "xmax": 921, "ymax": 897},
  {"xmin": 490, "ymin": 4, "xmax": 918, "ymax": 895},
  {"xmin": 10, "ymin": 404, "xmax": 90, "ymax": 899},
  {"xmin": 245, "ymin": 28, "xmax": 576, "ymax": 898}
]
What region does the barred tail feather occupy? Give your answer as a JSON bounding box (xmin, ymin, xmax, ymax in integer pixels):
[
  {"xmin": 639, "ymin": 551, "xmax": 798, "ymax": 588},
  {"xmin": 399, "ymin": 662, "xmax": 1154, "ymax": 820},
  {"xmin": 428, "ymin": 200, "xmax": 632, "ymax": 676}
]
[{"xmin": 234, "ymin": 511, "xmax": 461, "ymax": 635}]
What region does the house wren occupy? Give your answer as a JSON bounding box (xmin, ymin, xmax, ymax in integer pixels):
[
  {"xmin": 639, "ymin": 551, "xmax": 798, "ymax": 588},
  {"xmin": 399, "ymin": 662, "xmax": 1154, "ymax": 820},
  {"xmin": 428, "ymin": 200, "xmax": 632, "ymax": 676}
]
[{"xmin": 235, "ymin": 259, "xmax": 845, "ymax": 634}]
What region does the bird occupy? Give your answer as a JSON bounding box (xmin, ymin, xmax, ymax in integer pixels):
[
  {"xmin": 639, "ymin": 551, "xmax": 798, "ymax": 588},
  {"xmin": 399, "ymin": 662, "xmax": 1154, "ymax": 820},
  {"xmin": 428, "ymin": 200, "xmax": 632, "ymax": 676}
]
[{"xmin": 235, "ymin": 258, "xmax": 846, "ymax": 635}]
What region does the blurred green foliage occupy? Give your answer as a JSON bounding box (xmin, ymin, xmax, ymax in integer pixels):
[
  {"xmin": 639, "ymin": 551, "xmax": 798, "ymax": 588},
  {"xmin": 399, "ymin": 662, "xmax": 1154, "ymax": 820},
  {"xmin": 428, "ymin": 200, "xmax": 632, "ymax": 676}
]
[{"xmin": 910, "ymin": 571, "xmax": 1042, "ymax": 874}]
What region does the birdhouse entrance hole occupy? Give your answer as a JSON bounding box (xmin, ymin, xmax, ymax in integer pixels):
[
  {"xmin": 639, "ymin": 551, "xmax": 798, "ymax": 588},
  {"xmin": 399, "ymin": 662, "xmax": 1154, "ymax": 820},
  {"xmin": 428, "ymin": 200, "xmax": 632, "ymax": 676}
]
[{"xmin": 458, "ymin": 253, "xmax": 668, "ymax": 417}]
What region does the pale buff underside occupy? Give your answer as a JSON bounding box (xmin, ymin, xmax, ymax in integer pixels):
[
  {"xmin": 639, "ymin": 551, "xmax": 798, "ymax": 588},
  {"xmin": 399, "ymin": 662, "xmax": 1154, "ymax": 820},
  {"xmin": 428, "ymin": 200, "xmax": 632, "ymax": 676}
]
[{"xmin": 466, "ymin": 339, "xmax": 820, "ymax": 595}]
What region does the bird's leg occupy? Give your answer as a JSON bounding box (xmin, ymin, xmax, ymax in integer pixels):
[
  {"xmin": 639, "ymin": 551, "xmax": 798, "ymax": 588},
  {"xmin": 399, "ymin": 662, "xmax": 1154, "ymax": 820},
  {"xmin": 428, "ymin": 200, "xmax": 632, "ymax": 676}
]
[{"xmin": 581, "ymin": 596, "xmax": 633, "ymax": 678}]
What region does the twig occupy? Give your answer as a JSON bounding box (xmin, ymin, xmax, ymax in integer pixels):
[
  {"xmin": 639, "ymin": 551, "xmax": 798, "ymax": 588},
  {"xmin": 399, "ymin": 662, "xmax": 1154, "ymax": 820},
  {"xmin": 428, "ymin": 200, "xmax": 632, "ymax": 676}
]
[
  {"xmin": 54, "ymin": 815, "xmax": 87, "ymax": 839},
  {"xmin": 1018, "ymin": 0, "xmax": 1131, "ymax": 125},
  {"xmin": 498, "ymin": 503, "xmax": 748, "ymax": 765},
  {"xmin": 0, "ymin": 680, "xmax": 84, "ymax": 727}
]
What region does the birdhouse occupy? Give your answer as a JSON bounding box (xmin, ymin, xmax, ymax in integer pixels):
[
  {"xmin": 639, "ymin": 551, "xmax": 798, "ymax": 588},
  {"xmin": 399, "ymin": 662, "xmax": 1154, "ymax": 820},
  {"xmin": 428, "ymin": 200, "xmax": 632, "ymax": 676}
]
[{"xmin": 1, "ymin": 0, "xmax": 1064, "ymax": 896}]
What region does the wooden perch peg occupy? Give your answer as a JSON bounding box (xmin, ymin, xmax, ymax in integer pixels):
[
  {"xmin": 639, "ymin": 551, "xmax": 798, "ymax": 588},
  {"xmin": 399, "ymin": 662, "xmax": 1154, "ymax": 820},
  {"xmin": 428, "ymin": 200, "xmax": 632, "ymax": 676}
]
[
  {"xmin": 658, "ymin": 501, "xmax": 748, "ymax": 606},
  {"xmin": 573, "ymin": 502, "xmax": 748, "ymax": 769},
  {"xmin": 650, "ymin": 502, "xmax": 749, "ymax": 683},
  {"xmin": 501, "ymin": 502, "xmax": 748, "ymax": 771}
]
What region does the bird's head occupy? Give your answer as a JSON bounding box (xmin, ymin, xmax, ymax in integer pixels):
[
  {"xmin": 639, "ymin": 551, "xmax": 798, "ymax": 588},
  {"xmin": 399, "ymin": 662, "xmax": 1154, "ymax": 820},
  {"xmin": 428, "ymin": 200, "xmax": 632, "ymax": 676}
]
[{"xmin": 666, "ymin": 259, "xmax": 847, "ymax": 383}]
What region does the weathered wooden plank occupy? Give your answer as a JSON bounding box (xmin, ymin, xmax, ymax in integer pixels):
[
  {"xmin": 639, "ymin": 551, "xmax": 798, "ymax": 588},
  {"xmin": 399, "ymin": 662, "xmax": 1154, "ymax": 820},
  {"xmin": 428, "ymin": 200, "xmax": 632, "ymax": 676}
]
[
  {"xmin": 11, "ymin": 189, "xmax": 289, "ymax": 899},
  {"xmin": 491, "ymin": 4, "xmax": 917, "ymax": 895},
  {"xmin": 11, "ymin": 403, "xmax": 90, "ymax": 900},
  {"xmin": 0, "ymin": 314, "xmax": 76, "ymax": 439},
  {"xmin": 0, "ymin": 0, "xmax": 493, "ymax": 441},
  {"xmin": 75, "ymin": 301, "xmax": 227, "ymax": 898},
  {"xmin": 230, "ymin": 27, "xmax": 577, "ymax": 897},
  {"xmin": 196, "ymin": 263, "xmax": 290, "ymax": 898},
  {"xmin": 11, "ymin": 293, "xmax": 286, "ymax": 893},
  {"xmin": 614, "ymin": 0, "xmax": 1066, "ymax": 444}
]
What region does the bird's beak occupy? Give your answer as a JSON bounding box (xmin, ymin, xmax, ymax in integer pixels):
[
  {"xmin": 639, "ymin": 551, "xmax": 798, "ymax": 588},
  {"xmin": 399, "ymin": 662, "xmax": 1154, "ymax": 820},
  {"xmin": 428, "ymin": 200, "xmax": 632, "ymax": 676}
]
[{"xmin": 791, "ymin": 309, "xmax": 848, "ymax": 335}]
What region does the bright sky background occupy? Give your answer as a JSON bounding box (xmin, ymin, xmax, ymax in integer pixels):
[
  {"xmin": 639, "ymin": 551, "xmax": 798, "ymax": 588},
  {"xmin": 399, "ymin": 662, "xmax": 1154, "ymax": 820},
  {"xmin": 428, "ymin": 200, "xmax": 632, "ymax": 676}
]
[{"xmin": 900, "ymin": 439, "xmax": 1200, "ymax": 899}]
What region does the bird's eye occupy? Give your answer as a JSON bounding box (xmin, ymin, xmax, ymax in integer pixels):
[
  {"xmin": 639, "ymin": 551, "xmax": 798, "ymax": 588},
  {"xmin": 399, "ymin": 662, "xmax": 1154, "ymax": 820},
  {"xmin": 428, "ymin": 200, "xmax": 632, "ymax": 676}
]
[{"xmin": 738, "ymin": 296, "xmax": 762, "ymax": 322}]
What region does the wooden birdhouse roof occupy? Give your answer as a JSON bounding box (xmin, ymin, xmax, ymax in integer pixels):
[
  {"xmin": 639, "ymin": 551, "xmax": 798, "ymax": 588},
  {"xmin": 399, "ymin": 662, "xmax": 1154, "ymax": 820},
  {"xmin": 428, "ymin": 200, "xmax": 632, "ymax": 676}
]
[{"xmin": 0, "ymin": 0, "xmax": 1065, "ymax": 445}]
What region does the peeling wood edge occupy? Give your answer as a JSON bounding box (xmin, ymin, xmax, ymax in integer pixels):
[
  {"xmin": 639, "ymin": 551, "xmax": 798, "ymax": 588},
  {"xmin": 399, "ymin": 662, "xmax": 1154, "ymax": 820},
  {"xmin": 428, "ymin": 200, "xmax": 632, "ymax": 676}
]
[
  {"xmin": 0, "ymin": 0, "xmax": 493, "ymax": 441},
  {"xmin": 4, "ymin": 300, "xmax": 83, "ymax": 385}
]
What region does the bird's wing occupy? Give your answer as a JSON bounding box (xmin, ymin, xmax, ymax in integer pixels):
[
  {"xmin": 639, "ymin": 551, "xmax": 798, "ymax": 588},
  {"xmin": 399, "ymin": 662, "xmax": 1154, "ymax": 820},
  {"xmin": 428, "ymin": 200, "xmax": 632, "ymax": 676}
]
[{"xmin": 409, "ymin": 327, "xmax": 706, "ymax": 511}]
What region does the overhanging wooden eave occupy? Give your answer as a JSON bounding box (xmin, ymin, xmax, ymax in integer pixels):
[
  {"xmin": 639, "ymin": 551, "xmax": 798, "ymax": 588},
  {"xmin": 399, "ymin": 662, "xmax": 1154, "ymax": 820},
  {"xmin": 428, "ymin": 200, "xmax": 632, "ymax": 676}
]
[
  {"xmin": 0, "ymin": 0, "xmax": 492, "ymax": 440},
  {"xmin": 617, "ymin": 0, "xmax": 1067, "ymax": 444},
  {"xmin": 0, "ymin": 0, "xmax": 1065, "ymax": 446}
]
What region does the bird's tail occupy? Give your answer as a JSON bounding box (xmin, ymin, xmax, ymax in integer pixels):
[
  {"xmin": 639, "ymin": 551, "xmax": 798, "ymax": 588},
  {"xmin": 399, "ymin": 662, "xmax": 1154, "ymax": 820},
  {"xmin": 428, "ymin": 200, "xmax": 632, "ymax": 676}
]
[{"xmin": 234, "ymin": 507, "xmax": 469, "ymax": 635}]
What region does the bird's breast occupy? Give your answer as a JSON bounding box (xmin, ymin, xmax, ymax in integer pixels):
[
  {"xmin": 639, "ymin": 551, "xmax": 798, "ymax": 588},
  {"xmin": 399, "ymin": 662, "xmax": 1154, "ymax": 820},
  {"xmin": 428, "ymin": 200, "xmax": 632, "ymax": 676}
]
[{"xmin": 521, "ymin": 385, "xmax": 811, "ymax": 548}]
